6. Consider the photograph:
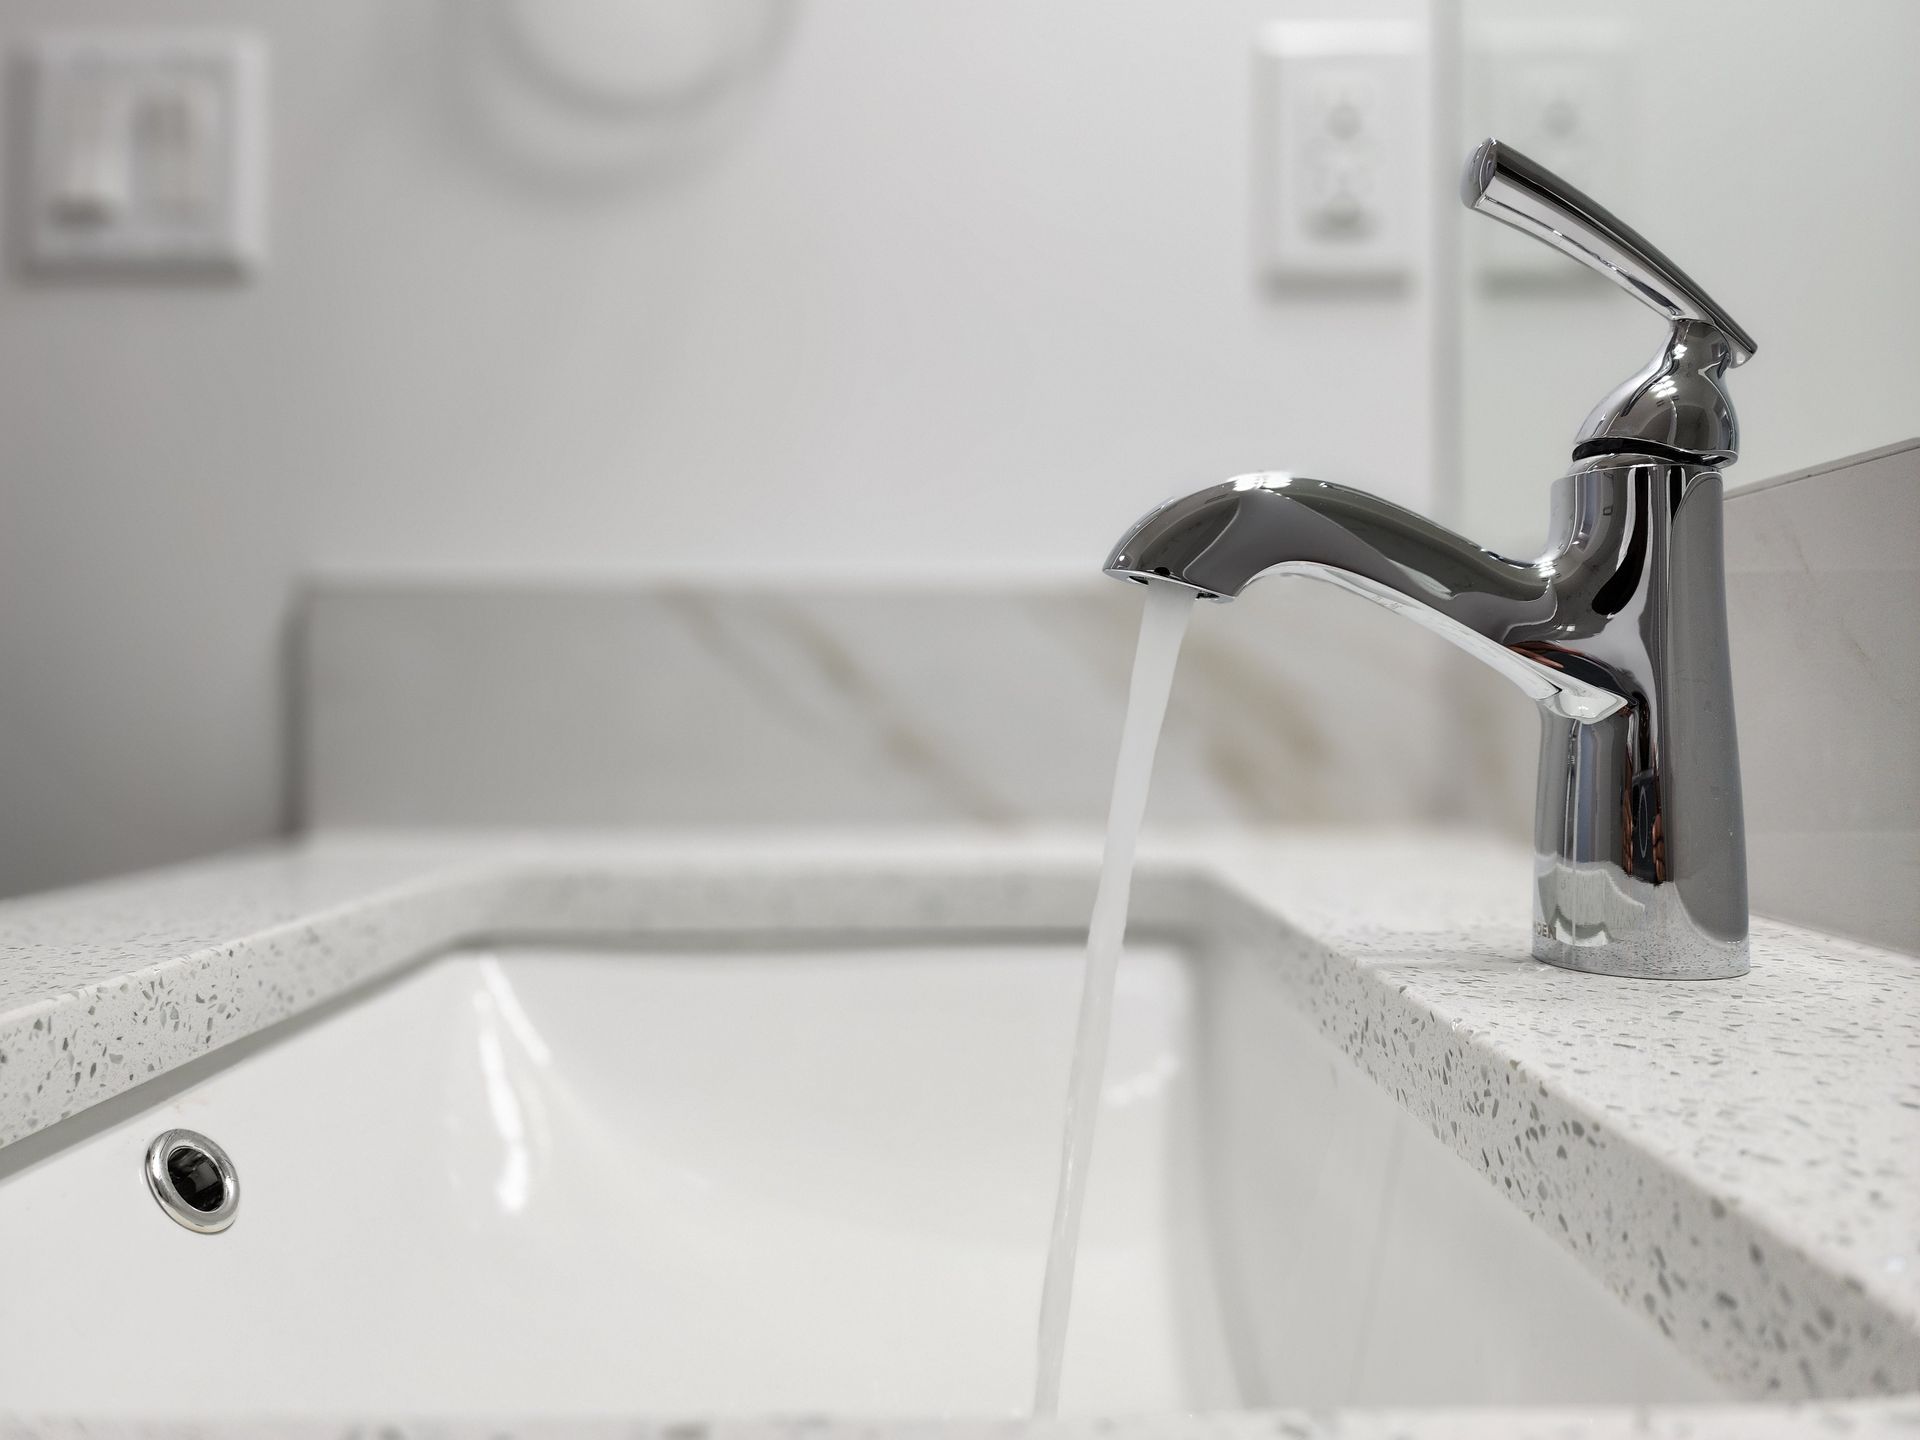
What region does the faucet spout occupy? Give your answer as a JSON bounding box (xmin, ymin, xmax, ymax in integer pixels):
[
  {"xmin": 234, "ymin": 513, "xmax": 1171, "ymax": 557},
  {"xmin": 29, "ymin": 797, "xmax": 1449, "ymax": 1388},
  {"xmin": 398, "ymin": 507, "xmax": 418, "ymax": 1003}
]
[
  {"xmin": 1103, "ymin": 472, "xmax": 1621, "ymax": 722},
  {"xmin": 1103, "ymin": 457, "xmax": 1749, "ymax": 980}
]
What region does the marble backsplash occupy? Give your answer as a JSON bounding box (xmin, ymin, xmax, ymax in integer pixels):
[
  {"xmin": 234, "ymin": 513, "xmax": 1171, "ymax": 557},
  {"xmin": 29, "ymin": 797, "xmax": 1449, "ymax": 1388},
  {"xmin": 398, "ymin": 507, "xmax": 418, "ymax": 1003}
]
[
  {"xmin": 1723, "ymin": 439, "xmax": 1920, "ymax": 954},
  {"xmin": 300, "ymin": 577, "xmax": 1531, "ymax": 834}
]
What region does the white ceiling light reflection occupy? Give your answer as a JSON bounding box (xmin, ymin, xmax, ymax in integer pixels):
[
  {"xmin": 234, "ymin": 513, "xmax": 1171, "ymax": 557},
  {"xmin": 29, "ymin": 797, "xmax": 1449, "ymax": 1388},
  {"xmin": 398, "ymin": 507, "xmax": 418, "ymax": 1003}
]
[{"xmin": 471, "ymin": 958, "xmax": 555, "ymax": 1215}]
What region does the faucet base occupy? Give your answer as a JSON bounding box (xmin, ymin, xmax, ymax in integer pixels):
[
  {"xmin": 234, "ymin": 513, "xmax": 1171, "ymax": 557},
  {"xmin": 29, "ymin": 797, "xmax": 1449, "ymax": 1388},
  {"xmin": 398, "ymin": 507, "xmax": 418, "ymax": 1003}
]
[
  {"xmin": 1525, "ymin": 465, "xmax": 1749, "ymax": 982},
  {"xmin": 1532, "ymin": 857, "xmax": 1750, "ymax": 980}
]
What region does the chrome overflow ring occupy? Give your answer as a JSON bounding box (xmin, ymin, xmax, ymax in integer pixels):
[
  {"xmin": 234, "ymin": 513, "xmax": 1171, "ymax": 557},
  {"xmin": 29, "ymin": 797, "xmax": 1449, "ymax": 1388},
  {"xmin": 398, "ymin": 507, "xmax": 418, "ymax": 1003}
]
[{"xmin": 145, "ymin": 1129, "xmax": 239, "ymax": 1234}]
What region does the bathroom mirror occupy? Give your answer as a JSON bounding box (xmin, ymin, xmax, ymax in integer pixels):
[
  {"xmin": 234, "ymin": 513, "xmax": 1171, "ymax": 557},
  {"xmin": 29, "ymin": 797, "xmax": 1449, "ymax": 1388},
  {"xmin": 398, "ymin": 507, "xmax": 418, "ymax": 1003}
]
[{"xmin": 1451, "ymin": 0, "xmax": 1920, "ymax": 552}]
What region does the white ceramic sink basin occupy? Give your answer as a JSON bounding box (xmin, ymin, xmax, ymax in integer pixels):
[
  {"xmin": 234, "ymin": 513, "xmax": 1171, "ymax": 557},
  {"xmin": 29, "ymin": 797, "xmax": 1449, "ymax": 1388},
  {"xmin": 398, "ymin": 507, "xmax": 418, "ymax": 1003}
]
[{"xmin": 0, "ymin": 931, "xmax": 1719, "ymax": 1418}]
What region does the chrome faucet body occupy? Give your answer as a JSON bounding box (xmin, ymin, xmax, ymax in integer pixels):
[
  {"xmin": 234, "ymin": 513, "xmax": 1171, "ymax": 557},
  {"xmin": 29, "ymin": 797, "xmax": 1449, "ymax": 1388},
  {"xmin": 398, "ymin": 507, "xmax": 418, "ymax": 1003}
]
[{"xmin": 1105, "ymin": 141, "xmax": 1755, "ymax": 980}]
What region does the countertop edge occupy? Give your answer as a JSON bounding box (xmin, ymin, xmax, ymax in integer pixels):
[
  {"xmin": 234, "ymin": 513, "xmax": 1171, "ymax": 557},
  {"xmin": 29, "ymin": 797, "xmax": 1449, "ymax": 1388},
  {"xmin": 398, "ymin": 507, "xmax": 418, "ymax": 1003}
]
[{"xmin": 0, "ymin": 825, "xmax": 1915, "ymax": 1432}]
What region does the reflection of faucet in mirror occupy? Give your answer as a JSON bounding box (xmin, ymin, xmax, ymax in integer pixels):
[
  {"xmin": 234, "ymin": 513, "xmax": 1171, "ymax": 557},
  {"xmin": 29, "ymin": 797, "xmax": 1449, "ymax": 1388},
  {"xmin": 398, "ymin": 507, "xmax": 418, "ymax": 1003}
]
[{"xmin": 1106, "ymin": 140, "xmax": 1756, "ymax": 980}]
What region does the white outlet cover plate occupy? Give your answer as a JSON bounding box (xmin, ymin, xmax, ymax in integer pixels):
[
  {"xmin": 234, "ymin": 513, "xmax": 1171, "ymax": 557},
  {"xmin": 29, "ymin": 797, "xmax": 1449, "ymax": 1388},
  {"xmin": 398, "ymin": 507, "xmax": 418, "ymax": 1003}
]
[
  {"xmin": 22, "ymin": 30, "xmax": 268, "ymax": 278},
  {"xmin": 1254, "ymin": 20, "xmax": 1422, "ymax": 283}
]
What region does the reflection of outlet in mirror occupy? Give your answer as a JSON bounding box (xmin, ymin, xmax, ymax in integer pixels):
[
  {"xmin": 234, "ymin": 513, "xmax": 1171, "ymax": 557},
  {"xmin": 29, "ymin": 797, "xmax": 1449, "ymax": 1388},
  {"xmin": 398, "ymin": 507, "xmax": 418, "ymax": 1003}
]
[
  {"xmin": 1254, "ymin": 21, "xmax": 1420, "ymax": 283},
  {"xmin": 22, "ymin": 31, "xmax": 267, "ymax": 279},
  {"xmin": 1470, "ymin": 22, "xmax": 1628, "ymax": 284}
]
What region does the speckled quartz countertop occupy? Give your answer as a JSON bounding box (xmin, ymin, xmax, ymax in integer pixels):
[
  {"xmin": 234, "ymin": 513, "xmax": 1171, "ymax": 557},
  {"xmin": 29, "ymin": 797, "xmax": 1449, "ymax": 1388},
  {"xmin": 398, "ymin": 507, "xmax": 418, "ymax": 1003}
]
[{"xmin": 0, "ymin": 826, "xmax": 1915, "ymax": 1438}]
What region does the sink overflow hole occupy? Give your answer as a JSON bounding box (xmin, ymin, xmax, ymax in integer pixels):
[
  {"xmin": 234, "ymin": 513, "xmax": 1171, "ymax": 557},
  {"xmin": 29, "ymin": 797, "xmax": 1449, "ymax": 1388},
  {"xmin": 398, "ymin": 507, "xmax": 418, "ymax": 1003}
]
[
  {"xmin": 145, "ymin": 1129, "xmax": 239, "ymax": 1233},
  {"xmin": 166, "ymin": 1147, "xmax": 226, "ymax": 1212}
]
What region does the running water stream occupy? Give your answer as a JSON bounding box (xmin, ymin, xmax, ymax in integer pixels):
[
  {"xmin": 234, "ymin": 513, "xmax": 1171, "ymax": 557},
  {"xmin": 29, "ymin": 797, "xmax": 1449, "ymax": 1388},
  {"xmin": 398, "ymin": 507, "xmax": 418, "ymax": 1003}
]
[{"xmin": 1032, "ymin": 579, "xmax": 1195, "ymax": 1415}]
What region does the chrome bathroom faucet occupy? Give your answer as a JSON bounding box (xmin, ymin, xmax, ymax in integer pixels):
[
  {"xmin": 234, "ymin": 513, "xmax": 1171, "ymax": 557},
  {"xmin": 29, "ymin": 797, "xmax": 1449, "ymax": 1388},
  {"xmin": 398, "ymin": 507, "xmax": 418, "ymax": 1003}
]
[{"xmin": 1106, "ymin": 140, "xmax": 1755, "ymax": 980}]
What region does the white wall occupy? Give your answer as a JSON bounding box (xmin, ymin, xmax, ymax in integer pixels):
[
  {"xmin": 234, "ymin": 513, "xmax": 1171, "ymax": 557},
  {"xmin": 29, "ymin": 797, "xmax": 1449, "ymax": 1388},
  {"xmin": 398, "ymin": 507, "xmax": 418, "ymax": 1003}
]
[{"xmin": 0, "ymin": 0, "xmax": 1439, "ymax": 896}]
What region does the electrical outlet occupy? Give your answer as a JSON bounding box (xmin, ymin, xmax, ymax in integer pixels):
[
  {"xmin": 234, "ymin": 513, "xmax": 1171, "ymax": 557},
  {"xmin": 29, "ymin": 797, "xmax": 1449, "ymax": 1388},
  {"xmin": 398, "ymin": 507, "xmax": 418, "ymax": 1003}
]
[
  {"xmin": 21, "ymin": 30, "xmax": 267, "ymax": 277},
  {"xmin": 1254, "ymin": 20, "xmax": 1421, "ymax": 283}
]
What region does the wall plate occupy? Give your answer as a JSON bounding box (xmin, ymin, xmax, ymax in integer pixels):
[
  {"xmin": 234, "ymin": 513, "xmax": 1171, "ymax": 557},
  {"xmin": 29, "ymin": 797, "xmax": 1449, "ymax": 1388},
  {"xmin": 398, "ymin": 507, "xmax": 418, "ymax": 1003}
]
[
  {"xmin": 20, "ymin": 30, "xmax": 268, "ymax": 278},
  {"xmin": 1254, "ymin": 20, "xmax": 1422, "ymax": 284}
]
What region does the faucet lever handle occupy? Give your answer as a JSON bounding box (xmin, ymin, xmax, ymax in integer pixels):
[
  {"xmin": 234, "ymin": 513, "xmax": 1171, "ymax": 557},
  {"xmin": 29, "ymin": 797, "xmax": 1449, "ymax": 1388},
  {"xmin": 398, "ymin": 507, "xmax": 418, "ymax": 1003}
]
[
  {"xmin": 1462, "ymin": 138, "xmax": 1755, "ymax": 365},
  {"xmin": 1463, "ymin": 138, "xmax": 1755, "ymax": 465}
]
